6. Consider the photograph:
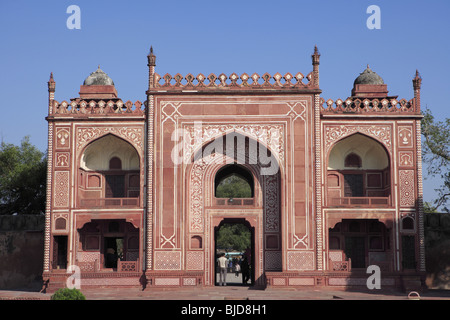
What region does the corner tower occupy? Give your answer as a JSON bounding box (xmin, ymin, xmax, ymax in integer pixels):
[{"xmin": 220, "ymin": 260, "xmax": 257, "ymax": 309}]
[
  {"xmin": 320, "ymin": 64, "xmax": 426, "ymax": 291},
  {"xmin": 42, "ymin": 65, "xmax": 146, "ymax": 292}
]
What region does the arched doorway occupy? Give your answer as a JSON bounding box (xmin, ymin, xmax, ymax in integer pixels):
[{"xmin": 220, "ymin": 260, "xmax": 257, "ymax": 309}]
[
  {"xmin": 214, "ymin": 218, "xmax": 254, "ymax": 286},
  {"xmin": 186, "ymin": 131, "xmax": 282, "ymax": 286},
  {"xmin": 77, "ymin": 219, "xmax": 140, "ymax": 271},
  {"xmin": 328, "ymin": 219, "xmax": 392, "ymax": 271}
]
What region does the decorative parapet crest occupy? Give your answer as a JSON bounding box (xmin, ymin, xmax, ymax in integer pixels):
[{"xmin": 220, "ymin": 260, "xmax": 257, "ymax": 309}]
[
  {"xmin": 320, "ymin": 97, "xmax": 418, "ymax": 115},
  {"xmin": 50, "ymin": 99, "xmax": 146, "ymax": 116},
  {"xmin": 150, "ymin": 71, "xmax": 316, "ymax": 90}
]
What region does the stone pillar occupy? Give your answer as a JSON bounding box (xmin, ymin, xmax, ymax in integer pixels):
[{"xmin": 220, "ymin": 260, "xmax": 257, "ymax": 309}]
[
  {"xmin": 145, "ymin": 47, "xmax": 156, "ymax": 271},
  {"xmin": 314, "ymin": 93, "xmax": 323, "ymax": 271},
  {"xmin": 43, "ymin": 73, "xmax": 55, "ymax": 272}
]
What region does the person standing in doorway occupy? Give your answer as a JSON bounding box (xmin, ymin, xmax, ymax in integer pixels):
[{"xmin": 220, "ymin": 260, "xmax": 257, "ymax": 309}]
[
  {"xmin": 217, "ymin": 253, "xmax": 228, "ymax": 286},
  {"xmin": 234, "ymin": 260, "xmax": 241, "ymax": 277},
  {"xmin": 241, "ymin": 255, "xmax": 250, "ymax": 285}
]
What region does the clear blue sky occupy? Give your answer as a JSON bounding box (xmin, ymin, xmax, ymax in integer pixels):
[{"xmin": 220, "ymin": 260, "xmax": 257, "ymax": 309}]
[{"xmin": 0, "ymin": 0, "xmax": 449, "ymax": 203}]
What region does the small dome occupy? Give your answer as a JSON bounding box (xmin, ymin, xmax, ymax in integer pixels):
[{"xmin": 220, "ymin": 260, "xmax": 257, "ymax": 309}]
[
  {"xmin": 83, "ymin": 66, "xmax": 114, "ymax": 86},
  {"xmin": 354, "ymin": 65, "xmax": 384, "ymax": 85}
]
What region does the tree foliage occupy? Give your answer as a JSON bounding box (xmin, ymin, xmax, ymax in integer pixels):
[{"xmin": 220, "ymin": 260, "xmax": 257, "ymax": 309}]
[
  {"xmin": 216, "ymin": 223, "xmax": 251, "ymax": 252},
  {"xmin": 0, "ymin": 136, "xmax": 47, "ymax": 215},
  {"xmin": 215, "ymin": 174, "xmax": 252, "ymax": 198},
  {"xmin": 421, "ymin": 108, "xmax": 450, "ymax": 212},
  {"xmin": 51, "ymin": 288, "xmax": 86, "ymax": 300}
]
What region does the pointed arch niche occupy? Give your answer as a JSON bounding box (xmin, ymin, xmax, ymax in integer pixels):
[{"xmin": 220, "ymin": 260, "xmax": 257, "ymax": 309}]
[
  {"xmin": 78, "ymin": 134, "xmax": 141, "ymax": 207},
  {"xmin": 326, "ymin": 133, "xmax": 391, "ymax": 207}
]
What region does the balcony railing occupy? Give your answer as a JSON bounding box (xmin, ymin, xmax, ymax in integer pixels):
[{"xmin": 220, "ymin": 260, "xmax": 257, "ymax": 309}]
[
  {"xmin": 118, "ymin": 259, "xmax": 140, "ymax": 272},
  {"xmin": 329, "ymin": 251, "xmax": 351, "ymax": 272},
  {"xmin": 329, "ymin": 259, "xmax": 352, "ymax": 272},
  {"xmin": 329, "ymin": 196, "xmax": 391, "ymax": 208},
  {"xmin": 79, "ymin": 197, "xmax": 139, "ymax": 208},
  {"xmin": 214, "ymin": 198, "xmax": 255, "ymax": 206},
  {"xmin": 75, "ymin": 259, "xmax": 139, "ymax": 272}
]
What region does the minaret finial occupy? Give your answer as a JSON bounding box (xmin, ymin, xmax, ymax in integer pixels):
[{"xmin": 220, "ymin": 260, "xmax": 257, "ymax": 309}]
[
  {"xmin": 48, "ymin": 72, "xmax": 55, "ymax": 85},
  {"xmin": 311, "ymin": 45, "xmax": 320, "ymax": 86},
  {"xmin": 413, "ymin": 69, "xmax": 422, "ymax": 86},
  {"xmin": 148, "ymin": 45, "xmax": 156, "ymax": 67},
  {"xmin": 312, "ymin": 45, "xmax": 320, "ymax": 62},
  {"xmin": 412, "ymin": 69, "xmax": 422, "ymax": 112},
  {"xmin": 47, "ymin": 71, "xmax": 56, "ymax": 103}
]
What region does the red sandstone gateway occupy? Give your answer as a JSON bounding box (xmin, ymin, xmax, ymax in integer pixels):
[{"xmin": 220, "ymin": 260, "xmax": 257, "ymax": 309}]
[{"xmin": 42, "ymin": 46, "xmax": 425, "ymax": 292}]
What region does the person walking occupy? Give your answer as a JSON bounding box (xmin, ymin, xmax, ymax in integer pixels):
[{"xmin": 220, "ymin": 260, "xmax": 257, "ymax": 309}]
[
  {"xmin": 234, "ymin": 260, "xmax": 241, "ymax": 277},
  {"xmin": 217, "ymin": 253, "xmax": 228, "ymax": 286}
]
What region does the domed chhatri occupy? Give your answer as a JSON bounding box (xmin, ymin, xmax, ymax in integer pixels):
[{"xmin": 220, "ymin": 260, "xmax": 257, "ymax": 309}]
[
  {"xmin": 78, "ymin": 65, "xmax": 118, "ymax": 100},
  {"xmin": 83, "ymin": 66, "xmax": 115, "ymax": 86},
  {"xmin": 353, "ymin": 65, "xmax": 384, "ymax": 86},
  {"xmin": 351, "ymin": 64, "xmax": 389, "ymax": 98}
]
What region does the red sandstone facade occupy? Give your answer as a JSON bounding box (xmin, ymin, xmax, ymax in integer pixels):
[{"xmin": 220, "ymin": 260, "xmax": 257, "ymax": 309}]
[{"xmin": 42, "ymin": 47, "xmax": 426, "ymax": 291}]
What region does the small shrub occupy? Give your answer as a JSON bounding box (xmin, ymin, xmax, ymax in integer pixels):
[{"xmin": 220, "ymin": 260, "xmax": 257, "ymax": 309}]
[{"xmin": 51, "ymin": 288, "xmax": 86, "ymax": 300}]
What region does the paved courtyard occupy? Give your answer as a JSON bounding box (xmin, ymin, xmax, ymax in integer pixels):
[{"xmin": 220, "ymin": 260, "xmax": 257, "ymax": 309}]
[
  {"xmin": 1, "ymin": 282, "xmax": 449, "ymax": 318},
  {"xmin": 3, "ymin": 288, "xmax": 446, "ymax": 319}
]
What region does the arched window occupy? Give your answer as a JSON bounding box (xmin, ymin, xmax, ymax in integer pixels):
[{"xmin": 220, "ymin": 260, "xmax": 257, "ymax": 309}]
[
  {"xmin": 344, "ymin": 153, "xmax": 362, "ymax": 168},
  {"xmin": 215, "ymin": 165, "xmax": 254, "ymax": 198},
  {"xmin": 109, "ymin": 157, "xmax": 122, "ymax": 170},
  {"xmin": 402, "ymin": 217, "xmax": 414, "ymax": 230},
  {"xmin": 190, "ymin": 236, "xmax": 203, "ymax": 249}
]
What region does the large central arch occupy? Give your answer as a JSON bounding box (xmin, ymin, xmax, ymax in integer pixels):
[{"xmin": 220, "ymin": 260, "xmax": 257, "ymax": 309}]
[{"xmin": 185, "ymin": 132, "xmax": 282, "ymax": 286}]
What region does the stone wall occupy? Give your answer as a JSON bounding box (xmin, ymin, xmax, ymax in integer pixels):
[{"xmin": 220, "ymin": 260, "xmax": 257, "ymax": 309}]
[
  {"xmin": 0, "ymin": 213, "xmax": 449, "ymax": 290},
  {"xmin": 424, "ymin": 213, "xmax": 450, "ymax": 289},
  {"xmin": 0, "ymin": 215, "xmax": 45, "ymax": 290}
]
